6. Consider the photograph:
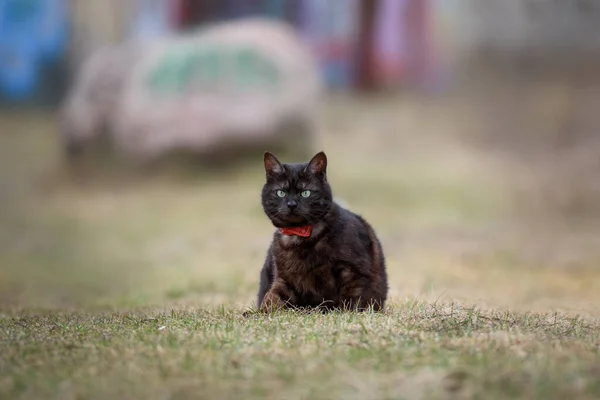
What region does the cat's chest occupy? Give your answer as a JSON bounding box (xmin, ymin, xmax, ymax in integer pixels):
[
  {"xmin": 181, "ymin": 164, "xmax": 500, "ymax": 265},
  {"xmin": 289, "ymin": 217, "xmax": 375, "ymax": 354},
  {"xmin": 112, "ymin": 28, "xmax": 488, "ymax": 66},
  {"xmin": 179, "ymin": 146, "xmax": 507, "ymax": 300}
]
[
  {"xmin": 273, "ymin": 248, "xmax": 338, "ymax": 294},
  {"xmin": 274, "ymin": 249, "xmax": 331, "ymax": 273}
]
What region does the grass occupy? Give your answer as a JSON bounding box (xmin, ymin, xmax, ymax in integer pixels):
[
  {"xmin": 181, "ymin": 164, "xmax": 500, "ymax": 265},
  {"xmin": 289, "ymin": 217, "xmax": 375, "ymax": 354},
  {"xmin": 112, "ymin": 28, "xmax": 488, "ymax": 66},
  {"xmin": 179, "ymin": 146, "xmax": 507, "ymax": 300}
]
[
  {"xmin": 1, "ymin": 98, "xmax": 599, "ymax": 399},
  {"xmin": 2, "ymin": 303, "xmax": 599, "ymax": 399}
]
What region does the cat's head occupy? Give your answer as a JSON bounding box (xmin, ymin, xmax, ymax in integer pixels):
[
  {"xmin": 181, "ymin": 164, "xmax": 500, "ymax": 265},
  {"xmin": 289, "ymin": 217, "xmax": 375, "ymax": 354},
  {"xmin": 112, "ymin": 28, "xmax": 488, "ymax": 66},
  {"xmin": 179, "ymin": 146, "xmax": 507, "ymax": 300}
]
[{"xmin": 261, "ymin": 151, "xmax": 333, "ymax": 228}]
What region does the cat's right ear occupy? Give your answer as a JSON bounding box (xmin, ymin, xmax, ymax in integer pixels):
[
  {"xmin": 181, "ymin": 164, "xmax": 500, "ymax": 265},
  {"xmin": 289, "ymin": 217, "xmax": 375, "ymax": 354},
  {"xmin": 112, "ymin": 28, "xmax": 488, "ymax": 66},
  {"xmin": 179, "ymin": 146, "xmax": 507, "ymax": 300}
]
[{"xmin": 264, "ymin": 152, "xmax": 284, "ymax": 178}]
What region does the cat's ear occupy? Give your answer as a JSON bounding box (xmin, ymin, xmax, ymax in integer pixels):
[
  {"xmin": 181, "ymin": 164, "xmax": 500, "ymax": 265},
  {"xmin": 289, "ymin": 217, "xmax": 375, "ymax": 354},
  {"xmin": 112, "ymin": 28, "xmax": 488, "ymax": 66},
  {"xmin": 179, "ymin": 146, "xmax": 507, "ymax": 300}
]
[
  {"xmin": 306, "ymin": 151, "xmax": 327, "ymax": 175},
  {"xmin": 264, "ymin": 151, "xmax": 284, "ymax": 177}
]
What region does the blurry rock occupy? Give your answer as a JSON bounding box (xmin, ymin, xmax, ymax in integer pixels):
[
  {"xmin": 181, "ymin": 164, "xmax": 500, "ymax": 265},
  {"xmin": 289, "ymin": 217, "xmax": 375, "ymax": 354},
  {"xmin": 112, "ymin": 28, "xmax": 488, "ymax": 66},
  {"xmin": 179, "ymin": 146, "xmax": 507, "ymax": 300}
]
[
  {"xmin": 114, "ymin": 18, "xmax": 322, "ymax": 162},
  {"xmin": 61, "ymin": 18, "xmax": 323, "ymax": 167},
  {"xmin": 60, "ymin": 42, "xmax": 145, "ymax": 159}
]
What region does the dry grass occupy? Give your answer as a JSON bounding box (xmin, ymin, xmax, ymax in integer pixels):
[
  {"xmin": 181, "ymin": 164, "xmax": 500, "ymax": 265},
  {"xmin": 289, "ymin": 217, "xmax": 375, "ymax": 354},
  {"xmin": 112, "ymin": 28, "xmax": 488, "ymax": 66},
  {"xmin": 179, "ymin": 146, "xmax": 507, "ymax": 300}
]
[
  {"xmin": 0, "ymin": 96, "xmax": 599, "ymax": 399},
  {"xmin": 2, "ymin": 303, "xmax": 599, "ymax": 400}
]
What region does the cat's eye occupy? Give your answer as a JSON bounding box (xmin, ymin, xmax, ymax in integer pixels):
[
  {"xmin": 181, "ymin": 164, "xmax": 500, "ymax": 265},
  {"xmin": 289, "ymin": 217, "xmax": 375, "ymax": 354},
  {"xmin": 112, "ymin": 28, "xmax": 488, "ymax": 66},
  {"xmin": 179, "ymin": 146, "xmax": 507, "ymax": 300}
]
[
  {"xmin": 300, "ymin": 190, "xmax": 311, "ymax": 198},
  {"xmin": 276, "ymin": 190, "xmax": 286, "ymax": 198}
]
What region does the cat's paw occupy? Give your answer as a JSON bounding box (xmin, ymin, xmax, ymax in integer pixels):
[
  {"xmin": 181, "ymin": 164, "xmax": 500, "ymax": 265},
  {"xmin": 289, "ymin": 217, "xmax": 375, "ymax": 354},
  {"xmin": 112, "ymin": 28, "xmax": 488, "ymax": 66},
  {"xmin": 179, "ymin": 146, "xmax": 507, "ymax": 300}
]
[{"xmin": 259, "ymin": 291, "xmax": 285, "ymax": 313}]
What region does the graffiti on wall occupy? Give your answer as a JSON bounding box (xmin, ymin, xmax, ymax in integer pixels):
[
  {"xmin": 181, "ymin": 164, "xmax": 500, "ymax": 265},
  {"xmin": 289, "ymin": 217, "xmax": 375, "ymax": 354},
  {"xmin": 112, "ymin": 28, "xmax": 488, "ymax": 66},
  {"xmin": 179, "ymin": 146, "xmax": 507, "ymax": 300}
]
[
  {"xmin": 0, "ymin": 0, "xmax": 68, "ymax": 100},
  {"xmin": 146, "ymin": 44, "xmax": 281, "ymax": 96}
]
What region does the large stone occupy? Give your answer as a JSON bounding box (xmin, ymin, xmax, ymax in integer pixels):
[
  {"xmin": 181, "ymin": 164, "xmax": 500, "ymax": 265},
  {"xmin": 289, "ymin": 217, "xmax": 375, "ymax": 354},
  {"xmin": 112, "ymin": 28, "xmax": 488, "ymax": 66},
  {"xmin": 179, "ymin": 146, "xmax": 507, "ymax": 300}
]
[
  {"xmin": 61, "ymin": 18, "xmax": 323, "ymax": 165},
  {"xmin": 60, "ymin": 42, "xmax": 144, "ymax": 156}
]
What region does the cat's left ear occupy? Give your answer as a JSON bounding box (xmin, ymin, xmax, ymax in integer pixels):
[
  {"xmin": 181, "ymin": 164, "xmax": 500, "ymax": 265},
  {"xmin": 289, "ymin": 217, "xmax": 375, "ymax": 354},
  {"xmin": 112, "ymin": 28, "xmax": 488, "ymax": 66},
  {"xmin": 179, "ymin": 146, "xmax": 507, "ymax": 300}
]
[{"xmin": 306, "ymin": 151, "xmax": 327, "ymax": 175}]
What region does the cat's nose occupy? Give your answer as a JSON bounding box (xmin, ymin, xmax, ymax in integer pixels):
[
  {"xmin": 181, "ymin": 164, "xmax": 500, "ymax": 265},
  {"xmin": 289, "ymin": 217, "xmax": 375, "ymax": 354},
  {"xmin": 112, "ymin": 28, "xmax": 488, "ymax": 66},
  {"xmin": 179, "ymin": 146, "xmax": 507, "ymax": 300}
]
[{"xmin": 286, "ymin": 199, "xmax": 298, "ymax": 210}]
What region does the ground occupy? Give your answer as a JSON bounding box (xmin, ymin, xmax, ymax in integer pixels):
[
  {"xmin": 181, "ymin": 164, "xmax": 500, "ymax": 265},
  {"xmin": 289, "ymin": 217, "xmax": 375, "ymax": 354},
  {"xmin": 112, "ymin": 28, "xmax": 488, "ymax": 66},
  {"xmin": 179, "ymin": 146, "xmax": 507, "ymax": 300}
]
[{"xmin": 1, "ymin": 96, "xmax": 599, "ymax": 399}]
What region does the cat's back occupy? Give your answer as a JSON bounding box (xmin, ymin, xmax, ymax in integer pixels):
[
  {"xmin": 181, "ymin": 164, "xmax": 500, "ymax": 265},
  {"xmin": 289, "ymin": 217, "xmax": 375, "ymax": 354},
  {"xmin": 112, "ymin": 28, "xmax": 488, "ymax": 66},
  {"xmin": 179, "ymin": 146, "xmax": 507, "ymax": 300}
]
[{"xmin": 329, "ymin": 204, "xmax": 385, "ymax": 267}]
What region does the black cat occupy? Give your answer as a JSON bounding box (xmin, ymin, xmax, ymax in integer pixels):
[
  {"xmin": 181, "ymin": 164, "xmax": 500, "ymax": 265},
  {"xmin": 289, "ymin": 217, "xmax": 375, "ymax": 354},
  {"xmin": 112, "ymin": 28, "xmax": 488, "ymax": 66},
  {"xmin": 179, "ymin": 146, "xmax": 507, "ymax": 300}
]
[{"xmin": 255, "ymin": 151, "xmax": 388, "ymax": 312}]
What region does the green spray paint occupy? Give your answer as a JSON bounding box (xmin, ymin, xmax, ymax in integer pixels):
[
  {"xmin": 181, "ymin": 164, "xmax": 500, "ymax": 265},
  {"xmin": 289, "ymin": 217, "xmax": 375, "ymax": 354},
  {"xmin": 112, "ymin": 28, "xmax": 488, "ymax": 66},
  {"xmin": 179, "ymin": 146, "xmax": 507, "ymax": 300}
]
[{"xmin": 146, "ymin": 44, "xmax": 281, "ymax": 96}]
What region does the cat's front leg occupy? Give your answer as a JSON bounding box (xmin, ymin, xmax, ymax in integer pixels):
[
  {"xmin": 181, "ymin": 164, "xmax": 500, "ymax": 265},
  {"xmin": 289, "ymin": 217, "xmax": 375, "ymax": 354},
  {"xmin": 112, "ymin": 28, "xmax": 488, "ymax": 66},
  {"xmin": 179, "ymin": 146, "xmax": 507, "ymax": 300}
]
[{"xmin": 259, "ymin": 279, "xmax": 295, "ymax": 312}]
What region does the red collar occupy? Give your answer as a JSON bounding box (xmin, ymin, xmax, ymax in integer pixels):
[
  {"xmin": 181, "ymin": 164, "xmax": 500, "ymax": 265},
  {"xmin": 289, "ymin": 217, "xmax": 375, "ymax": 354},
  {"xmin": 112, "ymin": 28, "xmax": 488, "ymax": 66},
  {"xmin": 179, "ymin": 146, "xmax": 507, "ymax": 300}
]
[{"xmin": 281, "ymin": 225, "xmax": 312, "ymax": 238}]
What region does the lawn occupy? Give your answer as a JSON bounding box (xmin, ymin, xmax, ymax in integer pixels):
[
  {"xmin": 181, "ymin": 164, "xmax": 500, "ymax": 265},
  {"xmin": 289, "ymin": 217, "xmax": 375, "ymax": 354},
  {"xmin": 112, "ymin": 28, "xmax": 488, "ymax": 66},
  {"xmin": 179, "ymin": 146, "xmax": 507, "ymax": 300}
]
[{"xmin": 1, "ymin": 97, "xmax": 599, "ymax": 399}]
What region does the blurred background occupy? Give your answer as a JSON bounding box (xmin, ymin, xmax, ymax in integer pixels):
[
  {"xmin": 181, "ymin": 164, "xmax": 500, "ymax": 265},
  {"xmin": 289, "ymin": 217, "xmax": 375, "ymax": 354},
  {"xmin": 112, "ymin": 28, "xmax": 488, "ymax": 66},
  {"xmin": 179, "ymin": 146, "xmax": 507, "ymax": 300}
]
[{"xmin": 1, "ymin": 0, "xmax": 599, "ymax": 315}]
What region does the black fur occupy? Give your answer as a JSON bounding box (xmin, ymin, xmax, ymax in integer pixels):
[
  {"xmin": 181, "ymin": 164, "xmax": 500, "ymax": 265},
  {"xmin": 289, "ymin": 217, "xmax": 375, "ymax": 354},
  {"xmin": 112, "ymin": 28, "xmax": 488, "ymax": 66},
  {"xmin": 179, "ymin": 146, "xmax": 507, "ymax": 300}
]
[{"xmin": 255, "ymin": 151, "xmax": 388, "ymax": 312}]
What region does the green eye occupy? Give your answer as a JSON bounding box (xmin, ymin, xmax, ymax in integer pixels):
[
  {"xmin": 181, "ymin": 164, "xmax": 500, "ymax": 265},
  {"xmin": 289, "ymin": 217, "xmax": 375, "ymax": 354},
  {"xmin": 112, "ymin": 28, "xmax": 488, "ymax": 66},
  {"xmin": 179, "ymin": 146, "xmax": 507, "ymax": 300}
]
[
  {"xmin": 276, "ymin": 190, "xmax": 286, "ymax": 198},
  {"xmin": 300, "ymin": 190, "xmax": 311, "ymax": 198}
]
